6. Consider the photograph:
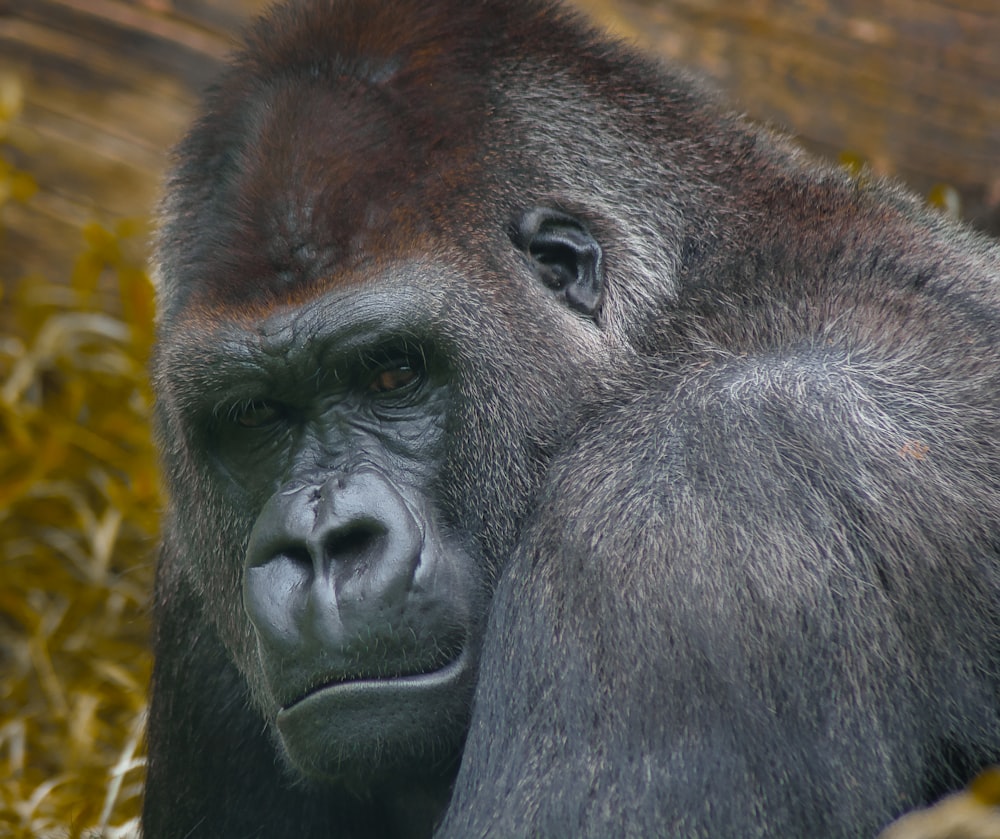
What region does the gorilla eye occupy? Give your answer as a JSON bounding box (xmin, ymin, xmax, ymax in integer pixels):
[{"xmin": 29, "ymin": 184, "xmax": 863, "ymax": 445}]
[
  {"xmin": 369, "ymin": 366, "xmax": 419, "ymax": 394},
  {"xmin": 231, "ymin": 399, "xmax": 282, "ymax": 428}
]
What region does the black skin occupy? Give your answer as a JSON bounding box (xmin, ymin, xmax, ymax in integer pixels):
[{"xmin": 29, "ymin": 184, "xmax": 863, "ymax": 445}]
[{"xmin": 145, "ymin": 0, "xmax": 1000, "ymax": 836}]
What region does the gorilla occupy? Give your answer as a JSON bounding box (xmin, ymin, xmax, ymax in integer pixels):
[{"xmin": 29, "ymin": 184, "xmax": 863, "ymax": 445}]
[{"xmin": 144, "ymin": 0, "xmax": 1000, "ymax": 836}]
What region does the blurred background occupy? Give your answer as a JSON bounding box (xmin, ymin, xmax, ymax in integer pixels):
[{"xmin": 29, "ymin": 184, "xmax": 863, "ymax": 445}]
[{"xmin": 1, "ymin": 1, "xmax": 998, "ymax": 836}]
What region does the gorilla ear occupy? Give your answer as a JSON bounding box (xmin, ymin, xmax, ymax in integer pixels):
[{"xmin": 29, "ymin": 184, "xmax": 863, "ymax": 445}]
[{"xmin": 510, "ymin": 208, "xmax": 604, "ymax": 318}]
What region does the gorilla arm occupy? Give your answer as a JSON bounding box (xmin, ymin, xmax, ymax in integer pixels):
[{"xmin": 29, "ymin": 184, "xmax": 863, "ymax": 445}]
[{"xmin": 439, "ymin": 349, "xmax": 1000, "ymax": 839}]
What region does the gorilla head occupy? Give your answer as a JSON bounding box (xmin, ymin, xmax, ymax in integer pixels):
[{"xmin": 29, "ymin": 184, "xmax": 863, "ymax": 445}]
[
  {"xmin": 146, "ymin": 0, "xmax": 1000, "ymax": 836},
  {"xmin": 151, "ymin": 0, "xmax": 624, "ymax": 789}
]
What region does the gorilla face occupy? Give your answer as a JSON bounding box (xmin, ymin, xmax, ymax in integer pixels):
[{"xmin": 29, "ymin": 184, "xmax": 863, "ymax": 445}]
[
  {"xmin": 233, "ymin": 321, "xmax": 475, "ymax": 779},
  {"xmin": 153, "ymin": 215, "xmax": 607, "ymax": 783},
  {"xmin": 157, "ymin": 278, "xmax": 476, "ymax": 781}
]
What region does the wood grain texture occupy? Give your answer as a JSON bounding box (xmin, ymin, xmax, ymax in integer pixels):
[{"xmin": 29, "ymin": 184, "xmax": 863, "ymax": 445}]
[
  {"xmin": 577, "ymin": 0, "xmax": 1000, "ymax": 231},
  {"xmin": 0, "ymin": 0, "xmax": 264, "ymax": 289}
]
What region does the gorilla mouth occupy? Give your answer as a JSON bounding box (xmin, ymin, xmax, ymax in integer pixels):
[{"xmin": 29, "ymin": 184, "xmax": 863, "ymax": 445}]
[
  {"xmin": 274, "ymin": 644, "xmax": 476, "ymax": 781},
  {"xmin": 282, "ymin": 645, "xmax": 470, "ymax": 711}
]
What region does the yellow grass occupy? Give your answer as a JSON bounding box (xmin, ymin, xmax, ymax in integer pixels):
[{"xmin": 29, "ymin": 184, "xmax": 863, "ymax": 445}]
[{"xmin": 1, "ymin": 149, "xmax": 157, "ymax": 835}]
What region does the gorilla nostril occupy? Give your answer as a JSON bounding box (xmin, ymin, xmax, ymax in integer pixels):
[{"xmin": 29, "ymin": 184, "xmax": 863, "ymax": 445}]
[
  {"xmin": 281, "ymin": 545, "xmax": 313, "ymax": 569},
  {"xmin": 323, "ymin": 521, "xmax": 387, "ymax": 566}
]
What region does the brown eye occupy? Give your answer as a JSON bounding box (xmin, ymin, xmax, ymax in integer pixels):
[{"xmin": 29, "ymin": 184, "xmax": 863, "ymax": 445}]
[
  {"xmin": 234, "ymin": 400, "xmax": 281, "ymax": 428},
  {"xmin": 370, "ymin": 366, "xmax": 418, "ymax": 394}
]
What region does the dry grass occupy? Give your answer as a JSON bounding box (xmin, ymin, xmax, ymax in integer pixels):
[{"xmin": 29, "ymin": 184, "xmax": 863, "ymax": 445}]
[{"xmin": 1, "ymin": 78, "xmax": 157, "ymax": 838}]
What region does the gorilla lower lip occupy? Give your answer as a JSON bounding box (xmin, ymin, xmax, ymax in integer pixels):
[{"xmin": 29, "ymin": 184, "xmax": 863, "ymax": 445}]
[
  {"xmin": 283, "ymin": 647, "xmax": 470, "ymax": 711},
  {"xmin": 275, "ymin": 647, "xmax": 475, "ymax": 780}
]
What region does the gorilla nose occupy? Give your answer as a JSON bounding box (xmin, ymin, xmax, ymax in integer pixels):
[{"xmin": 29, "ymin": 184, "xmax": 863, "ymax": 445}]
[{"xmin": 243, "ymin": 470, "xmax": 424, "ymax": 655}]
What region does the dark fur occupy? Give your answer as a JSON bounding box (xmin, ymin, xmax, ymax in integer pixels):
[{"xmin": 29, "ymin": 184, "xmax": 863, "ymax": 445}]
[{"xmin": 147, "ymin": 0, "xmax": 1000, "ymax": 836}]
